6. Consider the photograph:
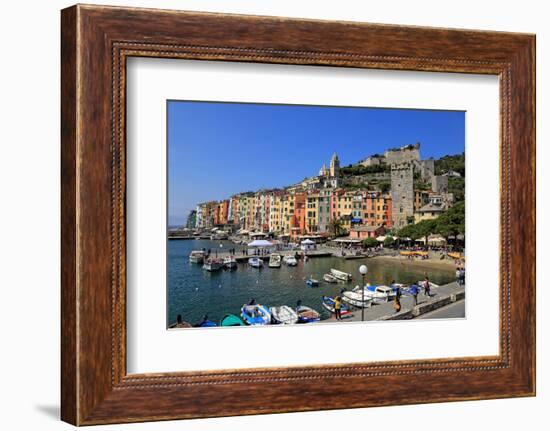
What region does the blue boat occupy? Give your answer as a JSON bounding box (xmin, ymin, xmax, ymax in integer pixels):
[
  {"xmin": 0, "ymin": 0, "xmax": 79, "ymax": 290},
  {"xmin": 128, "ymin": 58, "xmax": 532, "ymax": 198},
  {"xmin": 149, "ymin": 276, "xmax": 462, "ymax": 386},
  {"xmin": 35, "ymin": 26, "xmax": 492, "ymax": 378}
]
[
  {"xmin": 241, "ymin": 304, "xmax": 271, "ymax": 325},
  {"xmin": 296, "ymin": 305, "xmax": 321, "ymax": 323},
  {"xmin": 194, "ymin": 316, "xmax": 217, "ymax": 328},
  {"xmin": 321, "ymin": 295, "xmax": 351, "ymax": 316}
]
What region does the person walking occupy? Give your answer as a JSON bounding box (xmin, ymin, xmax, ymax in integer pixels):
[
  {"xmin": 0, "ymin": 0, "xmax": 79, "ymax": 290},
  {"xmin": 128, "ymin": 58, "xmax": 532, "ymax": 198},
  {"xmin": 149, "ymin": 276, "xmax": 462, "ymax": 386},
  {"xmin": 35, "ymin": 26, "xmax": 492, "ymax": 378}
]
[
  {"xmin": 410, "ymin": 283, "xmax": 419, "ymax": 306},
  {"xmin": 423, "ymin": 277, "xmax": 431, "ymax": 297},
  {"xmin": 456, "ymin": 267, "xmax": 461, "ymax": 286},
  {"xmin": 334, "ymin": 295, "xmax": 343, "ymax": 321},
  {"xmin": 393, "ymin": 295, "xmax": 401, "ymax": 313}
]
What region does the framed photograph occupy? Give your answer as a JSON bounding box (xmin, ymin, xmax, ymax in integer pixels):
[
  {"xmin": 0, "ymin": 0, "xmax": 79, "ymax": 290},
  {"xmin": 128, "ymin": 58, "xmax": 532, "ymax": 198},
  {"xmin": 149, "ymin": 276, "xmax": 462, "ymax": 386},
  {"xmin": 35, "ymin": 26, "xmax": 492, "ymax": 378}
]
[{"xmin": 61, "ymin": 4, "xmax": 535, "ymax": 425}]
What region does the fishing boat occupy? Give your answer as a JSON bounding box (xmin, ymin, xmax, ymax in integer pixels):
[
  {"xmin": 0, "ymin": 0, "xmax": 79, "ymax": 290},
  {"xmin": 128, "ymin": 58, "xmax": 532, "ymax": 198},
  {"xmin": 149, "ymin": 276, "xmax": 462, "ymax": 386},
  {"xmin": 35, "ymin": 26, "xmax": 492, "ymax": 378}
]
[
  {"xmin": 194, "ymin": 317, "xmax": 217, "ymax": 328},
  {"xmin": 189, "ymin": 250, "xmax": 206, "ymax": 264},
  {"xmin": 283, "ymin": 255, "xmax": 298, "ymax": 266},
  {"xmin": 240, "ymin": 304, "xmax": 271, "ymax": 325},
  {"xmin": 306, "ymin": 278, "xmax": 320, "ymax": 287},
  {"xmin": 269, "ymin": 306, "xmax": 299, "ymax": 324},
  {"xmin": 248, "ymin": 257, "xmax": 263, "ymax": 268},
  {"xmin": 321, "ymin": 295, "xmax": 351, "ymax": 316},
  {"xmin": 223, "ymin": 256, "xmax": 237, "ymax": 270},
  {"xmin": 342, "ymin": 289, "xmax": 373, "ymax": 308},
  {"xmin": 202, "ymin": 257, "xmax": 223, "ymax": 272},
  {"xmin": 323, "ymin": 273, "xmax": 338, "ymax": 283},
  {"xmin": 296, "ymin": 305, "xmax": 321, "ymax": 323},
  {"xmin": 268, "ymin": 253, "xmax": 282, "ymax": 268},
  {"xmin": 330, "ymin": 268, "xmax": 353, "ymax": 282},
  {"xmin": 220, "ymin": 314, "xmax": 245, "ymax": 327}
]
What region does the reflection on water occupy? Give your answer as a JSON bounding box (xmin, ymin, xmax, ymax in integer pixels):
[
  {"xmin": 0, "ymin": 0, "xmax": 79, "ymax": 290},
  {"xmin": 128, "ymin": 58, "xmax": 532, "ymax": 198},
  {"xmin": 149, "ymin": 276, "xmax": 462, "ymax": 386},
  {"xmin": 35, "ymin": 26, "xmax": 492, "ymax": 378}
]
[{"xmin": 168, "ymin": 240, "xmax": 455, "ymax": 327}]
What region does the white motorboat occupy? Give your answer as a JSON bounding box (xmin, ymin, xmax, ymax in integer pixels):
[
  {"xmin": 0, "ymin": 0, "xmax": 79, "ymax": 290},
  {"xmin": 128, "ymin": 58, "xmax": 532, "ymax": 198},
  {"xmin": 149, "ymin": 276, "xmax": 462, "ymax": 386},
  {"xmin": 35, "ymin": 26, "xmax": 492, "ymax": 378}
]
[
  {"xmin": 269, "ymin": 305, "xmax": 299, "ymax": 324},
  {"xmin": 223, "ymin": 256, "xmax": 237, "ymax": 270},
  {"xmin": 330, "ymin": 268, "xmax": 353, "ymax": 282},
  {"xmin": 283, "ymin": 255, "xmax": 298, "ymax": 266},
  {"xmin": 323, "ymin": 273, "xmax": 338, "ymax": 283},
  {"xmin": 343, "ymin": 289, "xmax": 373, "ymax": 308},
  {"xmin": 364, "ymin": 285, "xmax": 396, "ymax": 303},
  {"xmin": 248, "ymin": 257, "xmax": 263, "ymax": 268},
  {"xmin": 189, "ymin": 250, "xmax": 206, "ymax": 264},
  {"xmin": 202, "ymin": 258, "xmax": 223, "ymax": 272},
  {"xmin": 268, "ymin": 253, "xmax": 282, "ymax": 268}
]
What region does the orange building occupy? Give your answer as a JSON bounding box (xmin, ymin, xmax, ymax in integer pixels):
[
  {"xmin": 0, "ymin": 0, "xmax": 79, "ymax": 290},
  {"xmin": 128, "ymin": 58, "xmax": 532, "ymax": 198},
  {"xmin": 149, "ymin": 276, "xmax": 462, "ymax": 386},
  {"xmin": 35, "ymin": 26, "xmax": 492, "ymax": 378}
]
[{"xmin": 291, "ymin": 192, "xmax": 306, "ymax": 238}]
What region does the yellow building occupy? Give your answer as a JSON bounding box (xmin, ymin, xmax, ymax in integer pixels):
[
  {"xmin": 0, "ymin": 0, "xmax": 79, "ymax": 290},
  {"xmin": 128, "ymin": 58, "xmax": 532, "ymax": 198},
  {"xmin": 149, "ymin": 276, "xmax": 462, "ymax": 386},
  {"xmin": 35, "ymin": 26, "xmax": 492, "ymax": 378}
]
[
  {"xmin": 306, "ymin": 192, "xmax": 320, "ymax": 233},
  {"xmin": 269, "ymin": 192, "xmax": 283, "ymax": 233},
  {"xmin": 281, "ymin": 193, "xmax": 293, "ymax": 235}
]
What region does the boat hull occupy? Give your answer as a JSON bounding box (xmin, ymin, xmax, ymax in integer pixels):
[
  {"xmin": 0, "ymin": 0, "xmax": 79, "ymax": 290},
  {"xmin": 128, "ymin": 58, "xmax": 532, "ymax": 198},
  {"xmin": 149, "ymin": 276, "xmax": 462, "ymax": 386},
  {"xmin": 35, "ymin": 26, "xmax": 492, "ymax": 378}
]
[
  {"xmin": 296, "ymin": 306, "xmax": 321, "ymax": 323},
  {"xmin": 269, "ymin": 306, "xmax": 299, "ymax": 324},
  {"xmin": 342, "ymin": 291, "xmax": 373, "ymax": 308},
  {"xmin": 321, "ymin": 296, "xmax": 351, "ymax": 315},
  {"xmin": 330, "ymin": 268, "xmax": 353, "ymax": 282},
  {"xmin": 241, "ymin": 304, "xmax": 271, "ymax": 325}
]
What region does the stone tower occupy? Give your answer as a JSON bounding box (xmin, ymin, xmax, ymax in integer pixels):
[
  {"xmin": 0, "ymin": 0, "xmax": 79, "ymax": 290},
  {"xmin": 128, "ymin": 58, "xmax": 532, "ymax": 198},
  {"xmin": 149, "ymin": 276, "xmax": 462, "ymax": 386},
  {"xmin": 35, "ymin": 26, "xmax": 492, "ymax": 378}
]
[
  {"xmin": 390, "ymin": 163, "xmax": 414, "ymax": 229},
  {"xmin": 330, "ymin": 152, "xmax": 340, "ymax": 177}
]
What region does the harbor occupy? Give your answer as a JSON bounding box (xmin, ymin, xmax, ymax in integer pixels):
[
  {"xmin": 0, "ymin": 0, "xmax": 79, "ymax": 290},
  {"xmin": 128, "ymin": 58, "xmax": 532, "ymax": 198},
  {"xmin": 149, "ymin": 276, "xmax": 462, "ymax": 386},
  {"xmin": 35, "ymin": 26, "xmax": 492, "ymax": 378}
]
[{"xmin": 168, "ymin": 239, "xmax": 459, "ymax": 327}]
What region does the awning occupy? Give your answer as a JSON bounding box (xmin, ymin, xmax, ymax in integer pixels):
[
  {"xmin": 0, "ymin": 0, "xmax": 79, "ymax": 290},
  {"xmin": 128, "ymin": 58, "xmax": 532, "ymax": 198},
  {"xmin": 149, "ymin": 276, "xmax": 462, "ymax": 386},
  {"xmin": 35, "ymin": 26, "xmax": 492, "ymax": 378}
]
[{"xmin": 300, "ymin": 239, "xmax": 315, "ymax": 245}]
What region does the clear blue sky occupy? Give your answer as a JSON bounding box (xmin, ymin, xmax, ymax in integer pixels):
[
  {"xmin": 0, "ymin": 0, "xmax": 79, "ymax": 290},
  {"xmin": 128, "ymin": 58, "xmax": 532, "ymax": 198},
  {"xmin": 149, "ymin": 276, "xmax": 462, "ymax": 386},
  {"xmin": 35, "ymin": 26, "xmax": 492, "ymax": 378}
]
[{"xmin": 168, "ymin": 101, "xmax": 465, "ymax": 226}]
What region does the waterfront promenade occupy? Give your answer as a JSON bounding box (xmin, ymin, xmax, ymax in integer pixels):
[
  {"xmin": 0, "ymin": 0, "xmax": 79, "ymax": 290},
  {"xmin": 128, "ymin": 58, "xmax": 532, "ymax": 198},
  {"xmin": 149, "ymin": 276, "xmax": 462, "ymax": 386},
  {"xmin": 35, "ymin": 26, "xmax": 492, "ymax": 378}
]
[{"xmin": 322, "ymin": 281, "xmax": 466, "ymax": 322}]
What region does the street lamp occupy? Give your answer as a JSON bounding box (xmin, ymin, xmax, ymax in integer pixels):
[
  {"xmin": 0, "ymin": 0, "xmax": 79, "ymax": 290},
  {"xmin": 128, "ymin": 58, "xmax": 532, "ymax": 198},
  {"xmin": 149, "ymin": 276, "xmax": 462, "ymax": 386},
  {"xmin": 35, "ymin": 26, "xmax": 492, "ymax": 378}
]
[{"xmin": 359, "ymin": 264, "xmax": 368, "ymax": 321}]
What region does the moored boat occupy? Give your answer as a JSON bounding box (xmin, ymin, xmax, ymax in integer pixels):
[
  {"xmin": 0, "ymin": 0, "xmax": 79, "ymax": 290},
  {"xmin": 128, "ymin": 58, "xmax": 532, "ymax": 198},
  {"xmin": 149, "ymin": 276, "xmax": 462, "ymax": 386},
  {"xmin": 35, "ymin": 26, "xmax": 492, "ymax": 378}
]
[
  {"xmin": 240, "ymin": 304, "xmax": 271, "ymax": 325},
  {"xmin": 364, "ymin": 285, "xmax": 396, "ymax": 303},
  {"xmin": 248, "ymin": 257, "xmax": 263, "ymax": 268},
  {"xmin": 268, "ymin": 253, "xmax": 282, "ymax": 268},
  {"xmin": 296, "ymin": 305, "xmax": 321, "ymax": 323},
  {"xmin": 321, "ymin": 295, "xmax": 351, "ymax": 316},
  {"xmin": 342, "ymin": 289, "xmax": 373, "ymax": 308},
  {"xmin": 306, "ymin": 277, "xmax": 320, "ymax": 287},
  {"xmin": 269, "ymin": 305, "xmax": 299, "ymax": 324},
  {"xmin": 323, "ymin": 273, "xmax": 337, "ymax": 283},
  {"xmin": 220, "ymin": 314, "xmax": 245, "ymax": 326},
  {"xmin": 330, "ymin": 268, "xmax": 353, "ymax": 282},
  {"xmin": 223, "ymin": 256, "xmax": 237, "ymax": 270},
  {"xmin": 283, "ymin": 255, "xmax": 298, "ymax": 266},
  {"xmin": 189, "ymin": 250, "xmax": 206, "ymax": 263},
  {"xmin": 194, "ymin": 316, "xmax": 217, "ymax": 327},
  {"xmin": 202, "ymin": 258, "xmax": 223, "ymax": 272}
]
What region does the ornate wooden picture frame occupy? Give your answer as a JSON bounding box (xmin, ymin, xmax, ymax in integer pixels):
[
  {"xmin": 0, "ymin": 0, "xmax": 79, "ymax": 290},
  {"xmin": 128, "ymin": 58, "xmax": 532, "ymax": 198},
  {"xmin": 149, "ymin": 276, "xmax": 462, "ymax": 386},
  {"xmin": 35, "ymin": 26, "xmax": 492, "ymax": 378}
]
[{"xmin": 61, "ymin": 4, "xmax": 535, "ymax": 425}]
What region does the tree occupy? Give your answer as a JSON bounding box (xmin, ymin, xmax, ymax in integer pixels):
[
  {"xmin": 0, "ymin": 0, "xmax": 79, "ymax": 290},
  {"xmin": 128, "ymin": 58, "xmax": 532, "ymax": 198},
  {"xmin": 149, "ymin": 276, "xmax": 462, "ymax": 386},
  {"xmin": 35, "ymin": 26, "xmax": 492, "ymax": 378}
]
[
  {"xmin": 383, "ymin": 236, "xmax": 395, "ymax": 247},
  {"xmin": 378, "ymin": 181, "xmax": 391, "ymax": 194},
  {"xmin": 434, "ymin": 201, "xmax": 465, "ymax": 239},
  {"xmin": 328, "ymin": 218, "xmax": 345, "ymax": 238},
  {"xmin": 362, "ymin": 237, "xmax": 378, "ymax": 248}
]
